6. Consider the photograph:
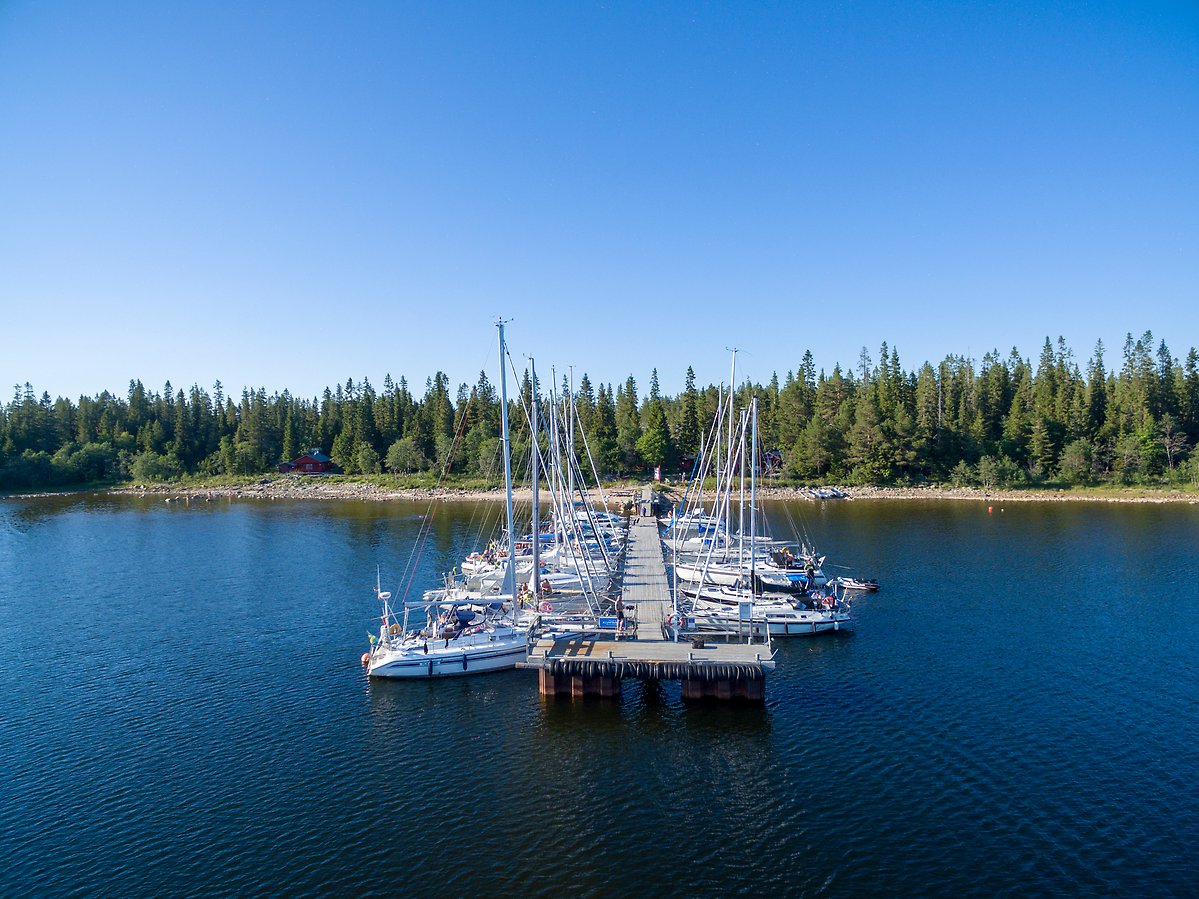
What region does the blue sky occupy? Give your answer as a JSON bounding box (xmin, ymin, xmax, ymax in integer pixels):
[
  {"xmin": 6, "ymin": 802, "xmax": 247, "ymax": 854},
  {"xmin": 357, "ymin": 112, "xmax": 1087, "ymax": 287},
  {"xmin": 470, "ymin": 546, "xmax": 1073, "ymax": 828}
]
[{"xmin": 1, "ymin": 1, "xmax": 1196, "ymax": 401}]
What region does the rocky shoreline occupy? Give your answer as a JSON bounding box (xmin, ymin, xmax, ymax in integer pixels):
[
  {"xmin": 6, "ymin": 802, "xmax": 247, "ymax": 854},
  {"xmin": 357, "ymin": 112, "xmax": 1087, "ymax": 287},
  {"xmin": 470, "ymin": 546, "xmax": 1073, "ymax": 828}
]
[
  {"xmin": 754, "ymin": 484, "xmax": 1198, "ymax": 504},
  {"xmin": 65, "ymin": 477, "xmax": 1196, "ymax": 505}
]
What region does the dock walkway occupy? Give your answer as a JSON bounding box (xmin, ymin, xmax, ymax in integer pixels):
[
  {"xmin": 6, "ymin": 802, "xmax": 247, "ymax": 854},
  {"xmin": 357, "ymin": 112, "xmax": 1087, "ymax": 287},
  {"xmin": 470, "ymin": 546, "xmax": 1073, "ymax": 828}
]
[
  {"xmin": 521, "ymin": 488, "xmax": 774, "ymax": 702},
  {"xmin": 622, "ymin": 514, "xmax": 670, "ymax": 640}
]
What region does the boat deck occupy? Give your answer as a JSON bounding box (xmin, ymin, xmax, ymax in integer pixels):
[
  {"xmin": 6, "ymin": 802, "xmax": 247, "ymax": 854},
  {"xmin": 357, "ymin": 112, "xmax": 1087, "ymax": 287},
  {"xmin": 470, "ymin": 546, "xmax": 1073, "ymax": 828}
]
[{"xmin": 521, "ymin": 490, "xmax": 775, "ymax": 696}]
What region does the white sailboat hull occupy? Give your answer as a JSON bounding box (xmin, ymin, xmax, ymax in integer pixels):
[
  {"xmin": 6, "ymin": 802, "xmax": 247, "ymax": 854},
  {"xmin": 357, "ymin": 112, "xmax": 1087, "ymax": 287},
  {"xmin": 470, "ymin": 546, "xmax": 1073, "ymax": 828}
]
[
  {"xmin": 688, "ymin": 594, "xmax": 851, "ymax": 637},
  {"xmin": 673, "ymin": 561, "xmax": 744, "ymax": 586},
  {"xmin": 368, "ymin": 633, "xmax": 529, "ymax": 678},
  {"xmin": 689, "ymin": 607, "xmax": 850, "ymax": 637},
  {"xmin": 756, "ymin": 568, "xmax": 828, "ymax": 590}
]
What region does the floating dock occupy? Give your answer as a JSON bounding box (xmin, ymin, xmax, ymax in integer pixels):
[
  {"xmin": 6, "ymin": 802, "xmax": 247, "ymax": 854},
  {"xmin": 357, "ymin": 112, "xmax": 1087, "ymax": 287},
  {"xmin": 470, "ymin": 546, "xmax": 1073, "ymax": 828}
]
[{"xmin": 521, "ymin": 488, "xmax": 776, "ymax": 702}]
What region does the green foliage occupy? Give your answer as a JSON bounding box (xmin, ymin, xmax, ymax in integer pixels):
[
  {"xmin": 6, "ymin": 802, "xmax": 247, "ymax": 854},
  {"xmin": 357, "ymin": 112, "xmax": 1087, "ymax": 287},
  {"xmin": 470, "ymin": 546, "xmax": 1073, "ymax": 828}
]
[
  {"xmin": 674, "ymin": 367, "xmax": 701, "ymax": 460},
  {"xmin": 4, "ymin": 331, "xmax": 1199, "ymax": 491},
  {"xmin": 130, "ymin": 451, "xmax": 182, "ymax": 482},
  {"xmin": 1182, "ymin": 456, "xmax": 1199, "ymax": 488},
  {"xmin": 474, "ymin": 437, "xmax": 503, "ymax": 479},
  {"xmin": 976, "ymin": 454, "xmax": 1023, "ymax": 489},
  {"xmin": 995, "ymin": 455, "xmax": 1024, "ymax": 487},
  {"xmin": 615, "ymin": 377, "xmax": 642, "ymax": 470},
  {"xmin": 357, "ymin": 443, "xmax": 381, "ymax": 475},
  {"xmin": 949, "ymin": 460, "xmax": 974, "ymax": 487},
  {"xmin": 385, "ymin": 437, "xmax": 428, "ymax": 474},
  {"xmin": 636, "ymin": 400, "xmax": 673, "ymax": 469},
  {"xmin": 1057, "ymin": 439, "xmax": 1094, "ymax": 485}
]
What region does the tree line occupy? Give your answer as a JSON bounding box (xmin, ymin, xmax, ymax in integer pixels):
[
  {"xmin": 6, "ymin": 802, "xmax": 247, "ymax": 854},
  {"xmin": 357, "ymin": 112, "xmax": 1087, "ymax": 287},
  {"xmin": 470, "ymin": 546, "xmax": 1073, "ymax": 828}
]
[{"xmin": 3, "ymin": 332, "xmax": 1198, "ymax": 491}]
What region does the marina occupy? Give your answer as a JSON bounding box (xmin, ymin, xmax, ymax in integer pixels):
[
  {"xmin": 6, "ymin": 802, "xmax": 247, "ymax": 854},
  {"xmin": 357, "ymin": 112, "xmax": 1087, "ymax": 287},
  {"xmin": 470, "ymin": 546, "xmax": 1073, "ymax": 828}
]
[
  {"xmin": 363, "ymin": 328, "xmax": 810, "ymax": 700},
  {"xmin": 523, "ymin": 495, "xmax": 776, "ymax": 702}
]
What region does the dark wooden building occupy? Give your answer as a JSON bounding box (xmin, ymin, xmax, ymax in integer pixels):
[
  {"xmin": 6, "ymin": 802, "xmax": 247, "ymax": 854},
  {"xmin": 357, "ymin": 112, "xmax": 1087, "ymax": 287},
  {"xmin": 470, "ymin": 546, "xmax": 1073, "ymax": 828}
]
[{"xmin": 288, "ymin": 449, "xmax": 334, "ymax": 474}]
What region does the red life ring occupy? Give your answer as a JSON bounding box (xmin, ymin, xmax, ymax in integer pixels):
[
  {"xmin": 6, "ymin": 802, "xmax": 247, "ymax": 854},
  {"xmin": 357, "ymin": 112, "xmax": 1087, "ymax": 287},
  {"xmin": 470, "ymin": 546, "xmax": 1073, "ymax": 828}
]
[{"xmin": 540, "ymin": 601, "xmax": 553, "ymax": 613}]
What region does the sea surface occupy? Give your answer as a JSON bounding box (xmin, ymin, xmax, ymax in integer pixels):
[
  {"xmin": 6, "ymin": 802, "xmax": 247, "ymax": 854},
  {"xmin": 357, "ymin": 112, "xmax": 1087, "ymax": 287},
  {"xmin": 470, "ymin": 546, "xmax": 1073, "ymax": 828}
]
[{"xmin": 1, "ymin": 493, "xmax": 1197, "ymax": 897}]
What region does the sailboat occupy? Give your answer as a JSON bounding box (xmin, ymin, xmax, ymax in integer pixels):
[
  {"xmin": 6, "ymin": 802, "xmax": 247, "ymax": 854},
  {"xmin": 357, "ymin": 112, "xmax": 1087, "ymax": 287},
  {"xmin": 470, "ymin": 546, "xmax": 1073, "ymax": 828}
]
[
  {"xmin": 679, "ymin": 395, "xmax": 853, "ymax": 637},
  {"xmin": 363, "ymin": 320, "xmax": 531, "ymax": 678}
]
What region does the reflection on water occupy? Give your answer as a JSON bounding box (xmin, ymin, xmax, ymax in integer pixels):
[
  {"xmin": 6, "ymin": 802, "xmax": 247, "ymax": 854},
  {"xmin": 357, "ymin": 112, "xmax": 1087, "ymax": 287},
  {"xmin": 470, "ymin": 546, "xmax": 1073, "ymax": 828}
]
[{"xmin": 1, "ymin": 494, "xmax": 1197, "ymax": 896}]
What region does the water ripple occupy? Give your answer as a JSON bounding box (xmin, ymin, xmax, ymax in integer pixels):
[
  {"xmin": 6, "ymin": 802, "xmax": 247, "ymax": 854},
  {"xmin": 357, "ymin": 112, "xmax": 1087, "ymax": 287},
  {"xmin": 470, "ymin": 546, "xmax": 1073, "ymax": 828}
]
[{"xmin": 1, "ymin": 498, "xmax": 1198, "ymax": 896}]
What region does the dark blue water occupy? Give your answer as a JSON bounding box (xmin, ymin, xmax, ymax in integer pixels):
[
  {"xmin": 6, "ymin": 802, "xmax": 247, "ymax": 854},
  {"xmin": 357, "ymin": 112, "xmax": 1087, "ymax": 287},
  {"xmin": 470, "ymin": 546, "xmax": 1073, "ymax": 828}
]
[{"xmin": 2, "ymin": 494, "xmax": 1197, "ymax": 897}]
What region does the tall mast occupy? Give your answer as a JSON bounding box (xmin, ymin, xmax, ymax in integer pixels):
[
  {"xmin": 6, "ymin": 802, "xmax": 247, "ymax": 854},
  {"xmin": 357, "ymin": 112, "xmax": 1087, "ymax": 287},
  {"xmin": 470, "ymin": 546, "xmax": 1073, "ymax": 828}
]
[
  {"xmin": 530, "ymin": 356, "xmax": 540, "ymax": 602},
  {"xmin": 497, "ymin": 320, "xmax": 517, "ymax": 601},
  {"xmin": 725, "ymin": 349, "xmax": 737, "ymax": 551},
  {"xmin": 713, "ymin": 383, "xmax": 722, "ymax": 524},
  {"xmin": 750, "ymin": 396, "xmax": 758, "ymax": 595},
  {"xmin": 549, "ymin": 366, "xmax": 561, "ymax": 556},
  {"xmin": 738, "ymin": 408, "xmax": 746, "ymax": 574},
  {"xmin": 567, "ymin": 366, "xmax": 575, "ymax": 509}
]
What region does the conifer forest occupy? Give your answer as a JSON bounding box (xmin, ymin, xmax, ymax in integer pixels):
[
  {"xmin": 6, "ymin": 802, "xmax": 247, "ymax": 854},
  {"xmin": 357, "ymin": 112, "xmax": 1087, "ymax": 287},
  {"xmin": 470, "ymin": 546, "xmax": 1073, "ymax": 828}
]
[{"xmin": 3, "ymin": 333, "xmax": 1198, "ymax": 491}]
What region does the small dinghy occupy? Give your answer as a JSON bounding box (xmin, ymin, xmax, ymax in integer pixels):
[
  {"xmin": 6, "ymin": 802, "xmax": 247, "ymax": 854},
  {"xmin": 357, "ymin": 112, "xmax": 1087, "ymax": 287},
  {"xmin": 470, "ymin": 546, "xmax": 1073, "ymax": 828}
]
[{"xmin": 832, "ymin": 576, "xmax": 879, "ymax": 592}]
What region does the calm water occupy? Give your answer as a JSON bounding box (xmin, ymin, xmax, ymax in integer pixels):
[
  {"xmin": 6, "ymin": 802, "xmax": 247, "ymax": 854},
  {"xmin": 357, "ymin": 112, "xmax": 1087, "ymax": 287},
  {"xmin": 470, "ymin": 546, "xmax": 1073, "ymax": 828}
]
[{"xmin": 2, "ymin": 494, "xmax": 1197, "ymax": 897}]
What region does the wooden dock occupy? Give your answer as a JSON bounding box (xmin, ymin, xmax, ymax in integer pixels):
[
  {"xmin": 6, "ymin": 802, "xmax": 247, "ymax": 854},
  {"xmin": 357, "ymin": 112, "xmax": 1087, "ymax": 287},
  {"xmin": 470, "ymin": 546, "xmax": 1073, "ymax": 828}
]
[
  {"xmin": 521, "ymin": 488, "xmax": 775, "ymax": 702},
  {"xmin": 623, "ymin": 514, "xmax": 670, "ymax": 639}
]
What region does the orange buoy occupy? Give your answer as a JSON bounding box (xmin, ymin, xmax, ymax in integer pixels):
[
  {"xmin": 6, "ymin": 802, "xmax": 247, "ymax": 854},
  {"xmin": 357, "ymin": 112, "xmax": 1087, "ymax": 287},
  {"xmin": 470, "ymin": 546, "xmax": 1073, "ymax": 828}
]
[
  {"xmin": 987, "ymin": 506, "xmax": 993, "ymax": 514},
  {"xmin": 360, "ymin": 653, "xmax": 370, "ymax": 667}
]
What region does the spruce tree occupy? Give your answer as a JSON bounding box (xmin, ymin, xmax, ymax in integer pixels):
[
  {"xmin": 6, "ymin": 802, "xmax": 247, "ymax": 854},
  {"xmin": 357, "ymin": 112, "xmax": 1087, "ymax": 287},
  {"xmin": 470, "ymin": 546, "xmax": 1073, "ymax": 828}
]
[
  {"xmin": 615, "ymin": 376, "xmax": 641, "ymax": 471},
  {"xmin": 675, "ymin": 367, "xmax": 701, "ymax": 460}
]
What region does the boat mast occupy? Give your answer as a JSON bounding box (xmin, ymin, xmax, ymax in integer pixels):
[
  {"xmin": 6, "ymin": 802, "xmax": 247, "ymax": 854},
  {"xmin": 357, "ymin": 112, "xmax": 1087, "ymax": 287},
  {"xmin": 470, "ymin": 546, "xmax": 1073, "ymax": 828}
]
[
  {"xmin": 750, "ymin": 395, "xmax": 758, "ymax": 595},
  {"xmin": 725, "ymin": 349, "xmax": 737, "ymax": 551},
  {"xmin": 549, "ymin": 367, "xmax": 562, "ymax": 559},
  {"xmin": 567, "ymin": 366, "xmax": 575, "ymax": 511},
  {"xmin": 713, "ymin": 383, "xmax": 722, "ymax": 527},
  {"xmin": 738, "ymin": 407, "xmax": 746, "ymax": 575},
  {"xmin": 497, "ymin": 320, "xmax": 517, "ymax": 601},
  {"xmin": 530, "ymin": 355, "xmax": 540, "ymax": 603}
]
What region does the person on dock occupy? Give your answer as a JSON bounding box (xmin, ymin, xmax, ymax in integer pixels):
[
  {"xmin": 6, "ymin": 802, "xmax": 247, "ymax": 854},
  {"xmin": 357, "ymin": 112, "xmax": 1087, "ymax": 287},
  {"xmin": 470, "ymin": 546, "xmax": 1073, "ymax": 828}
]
[{"xmin": 615, "ymin": 596, "xmax": 625, "ymax": 634}]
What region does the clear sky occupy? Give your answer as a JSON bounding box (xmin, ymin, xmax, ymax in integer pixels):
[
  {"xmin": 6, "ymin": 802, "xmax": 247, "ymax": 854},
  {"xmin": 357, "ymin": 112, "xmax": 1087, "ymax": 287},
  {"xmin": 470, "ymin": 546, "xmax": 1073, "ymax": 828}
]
[{"xmin": 2, "ymin": 1, "xmax": 1196, "ymax": 402}]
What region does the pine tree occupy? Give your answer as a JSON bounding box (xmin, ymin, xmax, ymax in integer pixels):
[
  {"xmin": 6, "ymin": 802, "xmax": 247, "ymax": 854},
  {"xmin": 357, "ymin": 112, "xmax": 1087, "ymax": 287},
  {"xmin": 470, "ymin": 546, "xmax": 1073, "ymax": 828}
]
[
  {"xmin": 590, "ymin": 384, "xmax": 620, "ymax": 474},
  {"xmin": 1179, "ymin": 349, "xmax": 1199, "ymax": 441},
  {"xmin": 575, "ymin": 373, "xmax": 595, "ymax": 435},
  {"xmin": 615, "ymin": 376, "xmax": 641, "ymax": 470},
  {"xmin": 636, "ymin": 401, "xmax": 673, "ymax": 471},
  {"xmin": 282, "ymin": 413, "xmax": 297, "ymax": 463},
  {"xmin": 675, "ymin": 367, "xmax": 701, "ymax": 460}
]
